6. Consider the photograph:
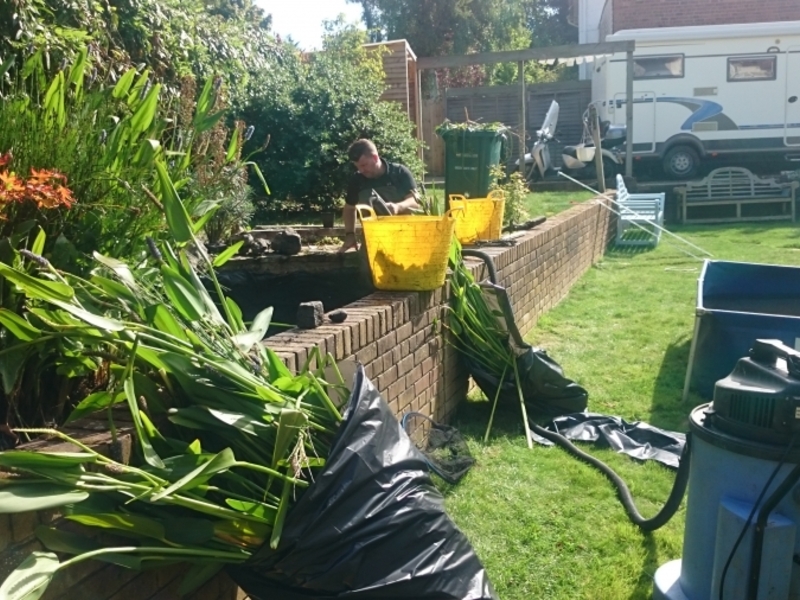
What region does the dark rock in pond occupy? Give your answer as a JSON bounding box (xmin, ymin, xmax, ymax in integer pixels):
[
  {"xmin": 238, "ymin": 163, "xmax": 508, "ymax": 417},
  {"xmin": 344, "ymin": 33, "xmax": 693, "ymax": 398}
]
[
  {"xmin": 271, "ymin": 228, "xmax": 302, "ymax": 256},
  {"xmin": 238, "ymin": 233, "xmax": 270, "ymax": 257},
  {"xmin": 329, "ymin": 309, "xmax": 347, "ymax": 323},
  {"xmin": 297, "ymin": 301, "xmax": 324, "ymax": 329}
]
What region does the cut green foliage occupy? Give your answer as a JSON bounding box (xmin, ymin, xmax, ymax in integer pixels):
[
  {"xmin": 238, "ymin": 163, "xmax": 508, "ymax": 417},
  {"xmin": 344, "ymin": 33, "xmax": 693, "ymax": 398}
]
[{"xmin": 0, "ymin": 178, "xmax": 344, "ymax": 596}]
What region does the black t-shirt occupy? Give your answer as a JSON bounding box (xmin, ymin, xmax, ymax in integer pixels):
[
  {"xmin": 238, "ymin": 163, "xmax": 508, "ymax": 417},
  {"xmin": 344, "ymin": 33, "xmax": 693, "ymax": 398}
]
[{"xmin": 345, "ymin": 161, "xmax": 417, "ymax": 206}]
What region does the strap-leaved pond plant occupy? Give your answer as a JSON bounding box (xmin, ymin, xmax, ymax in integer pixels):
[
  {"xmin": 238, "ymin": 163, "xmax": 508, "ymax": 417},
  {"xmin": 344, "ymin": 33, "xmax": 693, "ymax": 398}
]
[{"xmin": 0, "ymin": 159, "xmax": 345, "ymax": 599}]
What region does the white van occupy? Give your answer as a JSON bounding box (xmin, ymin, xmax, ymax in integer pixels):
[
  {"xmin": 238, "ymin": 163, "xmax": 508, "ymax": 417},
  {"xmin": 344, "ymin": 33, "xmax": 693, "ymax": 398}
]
[{"xmin": 594, "ymin": 20, "xmax": 800, "ymax": 179}]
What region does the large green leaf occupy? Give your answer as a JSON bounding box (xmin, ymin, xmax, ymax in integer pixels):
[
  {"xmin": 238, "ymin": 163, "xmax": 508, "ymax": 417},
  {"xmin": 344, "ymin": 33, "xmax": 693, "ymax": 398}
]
[
  {"xmin": 124, "ymin": 376, "xmax": 165, "ymax": 469},
  {"xmin": 232, "ymin": 307, "xmax": 272, "ymax": 350},
  {"xmin": 126, "ymin": 68, "xmax": 152, "ymax": 107},
  {"xmin": 167, "ymin": 406, "xmax": 271, "ymax": 438},
  {"xmin": 225, "ymin": 297, "xmax": 245, "ymax": 331},
  {"xmin": 30, "ymin": 228, "xmax": 46, "ymax": 257},
  {"xmin": 159, "ymin": 264, "xmax": 204, "ymax": 322},
  {"xmin": 50, "ymin": 299, "xmax": 125, "ymax": 332},
  {"xmin": 0, "ymin": 342, "xmax": 31, "ymax": 395},
  {"xmin": 66, "ymin": 513, "xmax": 166, "ymax": 543},
  {"xmin": 129, "ymin": 82, "xmax": 161, "ymax": 137},
  {"xmin": 155, "ymin": 160, "xmax": 193, "ymax": 244},
  {"xmin": 144, "ymin": 304, "xmax": 190, "ymax": 343},
  {"xmin": 0, "ymin": 452, "xmax": 98, "ymax": 470},
  {"xmin": 35, "ymin": 526, "xmax": 142, "ymax": 569},
  {"xmin": 270, "ymin": 479, "xmax": 293, "ymax": 549},
  {"xmin": 265, "ymin": 348, "xmax": 292, "ymax": 380},
  {"xmin": 194, "ymin": 77, "xmax": 215, "ymax": 121},
  {"xmin": 0, "ymin": 483, "xmax": 89, "ymax": 514},
  {"xmin": 151, "ymin": 448, "xmax": 237, "ymax": 501},
  {"xmin": 272, "ymin": 409, "xmax": 308, "ymax": 471},
  {"xmin": 92, "ymin": 252, "xmax": 137, "ymax": 288},
  {"xmin": 0, "ymin": 263, "xmax": 74, "ymax": 303},
  {"xmin": 0, "ymin": 551, "xmax": 59, "ymax": 600},
  {"xmin": 112, "ymin": 68, "xmax": 137, "ymax": 99},
  {"xmin": 64, "ymin": 391, "xmax": 119, "ymax": 424},
  {"xmin": 0, "ymin": 309, "xmax": 41, "ymax": 341},
  {"xmin": 224, "ymin": 499, "xmax": 277, "ymax": 523},
  {"xmin": 211, "ymin": 241, "xmax": 244, "ymax": 268}
]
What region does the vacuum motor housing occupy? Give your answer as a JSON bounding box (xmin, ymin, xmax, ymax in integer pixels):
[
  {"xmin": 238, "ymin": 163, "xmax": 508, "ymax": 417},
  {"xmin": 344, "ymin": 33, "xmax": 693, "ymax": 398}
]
[{"xmin": 710, "ymin": 339, "xmax": 800, "ymax": 445}]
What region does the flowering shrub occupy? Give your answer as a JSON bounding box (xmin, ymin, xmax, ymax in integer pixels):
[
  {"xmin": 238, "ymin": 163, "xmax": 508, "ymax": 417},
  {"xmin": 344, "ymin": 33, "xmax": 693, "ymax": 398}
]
[{"xmin": 0, "ymin": 153, "xmax": 75, "ymax": 214}]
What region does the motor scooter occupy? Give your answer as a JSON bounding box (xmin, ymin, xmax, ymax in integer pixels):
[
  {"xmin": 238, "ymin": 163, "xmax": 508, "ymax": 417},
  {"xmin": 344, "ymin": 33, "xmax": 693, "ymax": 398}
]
[
  {"xmin": 512, "ymin": 100, "xmax": 559, "ymax": 183},
  {"xmin": 561, "ymin": 107, "xmax": 626, "ymax": 181}
]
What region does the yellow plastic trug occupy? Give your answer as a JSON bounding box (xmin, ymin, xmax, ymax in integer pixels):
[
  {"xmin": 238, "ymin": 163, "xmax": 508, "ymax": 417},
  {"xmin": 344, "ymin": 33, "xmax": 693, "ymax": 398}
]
[
  {"xmin": 449, "ymin": 190, "xmax": 505, "ymax": 244},
  {"xmin": 356, "ymin": 205, "xmax": 459, "ymax": 291}
]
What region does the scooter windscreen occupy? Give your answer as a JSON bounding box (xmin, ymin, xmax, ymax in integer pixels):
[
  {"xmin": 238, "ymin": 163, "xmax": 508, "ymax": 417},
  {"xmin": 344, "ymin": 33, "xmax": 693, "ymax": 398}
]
[{"xmin": 539, "ymin": 100, "xmax": 560, "ymax": 139}]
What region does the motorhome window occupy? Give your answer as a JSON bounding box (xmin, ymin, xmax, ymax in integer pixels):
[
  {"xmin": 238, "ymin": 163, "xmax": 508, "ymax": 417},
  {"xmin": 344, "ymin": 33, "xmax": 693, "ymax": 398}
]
[
  {"xmin": 727, "ymin": 56, "xmax": 777, "ymax": 81},
  {"xmin": 633, "ymin": 55, "xmax": 684, "ymax": 79}
]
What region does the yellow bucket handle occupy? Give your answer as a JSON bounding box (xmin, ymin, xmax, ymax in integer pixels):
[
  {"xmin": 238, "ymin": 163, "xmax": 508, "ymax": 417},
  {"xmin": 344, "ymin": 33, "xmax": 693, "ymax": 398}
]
[
  {"xmin": 355, "ymin": 204, "xmax": 376, "ymax": 221},
  {"xmin": 357, "ymin": 204, "xmax": 464, "ymax": 220}
]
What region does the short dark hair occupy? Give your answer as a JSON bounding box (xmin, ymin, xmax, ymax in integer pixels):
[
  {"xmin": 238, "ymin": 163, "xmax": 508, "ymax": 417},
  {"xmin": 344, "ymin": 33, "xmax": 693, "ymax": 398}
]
[{"xmin": 348, "ymin": 139, "xmax": 378, "ymax": 162}]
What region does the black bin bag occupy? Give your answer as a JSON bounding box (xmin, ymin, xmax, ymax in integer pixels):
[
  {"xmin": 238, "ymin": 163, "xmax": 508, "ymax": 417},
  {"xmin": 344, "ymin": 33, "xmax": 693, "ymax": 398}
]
[{"xmin": 227, "ymin": 365, "xmax": 497, "ymax": 600}]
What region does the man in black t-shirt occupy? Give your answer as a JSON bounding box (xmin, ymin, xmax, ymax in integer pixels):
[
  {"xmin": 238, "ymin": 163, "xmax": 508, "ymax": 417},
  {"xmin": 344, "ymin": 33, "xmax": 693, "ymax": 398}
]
[{"xmin": 338, "ymin": 139, "xmax": 420, "ymax": 253}]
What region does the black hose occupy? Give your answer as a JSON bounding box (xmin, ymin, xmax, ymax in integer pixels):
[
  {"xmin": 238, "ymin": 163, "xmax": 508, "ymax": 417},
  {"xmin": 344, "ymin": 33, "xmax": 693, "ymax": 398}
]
[
  {"xmin": 459, "ymin": 249, "xmax": 691, "ymax": 531},
  {"xmin": 746, "ymin": 462, "xmax": 800, "ymax": 599},
  {"xmin": 530, "ymin": 423, "xmax": 692, "ymax": 531},
  {"xmin": 462, "ymin": 249, "xmax": 499, "ymax": 284}
]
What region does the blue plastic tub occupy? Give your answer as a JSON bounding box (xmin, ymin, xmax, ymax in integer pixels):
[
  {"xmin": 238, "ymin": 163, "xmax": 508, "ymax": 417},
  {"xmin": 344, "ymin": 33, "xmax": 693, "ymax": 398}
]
[{"xmin": 683, "ymin": 259, "xmax": 800, "ymax": 400}]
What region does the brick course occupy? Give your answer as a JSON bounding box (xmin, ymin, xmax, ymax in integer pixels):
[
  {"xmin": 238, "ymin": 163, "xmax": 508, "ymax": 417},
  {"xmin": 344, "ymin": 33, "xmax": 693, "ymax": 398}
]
[{"xmin": 604, "ymin": 0, "xmax": 800, "ymax": 38}]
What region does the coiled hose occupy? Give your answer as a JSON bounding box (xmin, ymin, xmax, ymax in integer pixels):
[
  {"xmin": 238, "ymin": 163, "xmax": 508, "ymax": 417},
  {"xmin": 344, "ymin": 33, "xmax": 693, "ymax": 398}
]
[{"xmin": 460, "ymin": 248, "xmax": 691, "ymax": 532}]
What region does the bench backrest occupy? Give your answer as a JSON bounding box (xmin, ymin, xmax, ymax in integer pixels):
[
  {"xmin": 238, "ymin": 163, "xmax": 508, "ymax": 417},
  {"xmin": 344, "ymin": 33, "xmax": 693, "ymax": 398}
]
[
  {"xmin": 682, "ymin": 167, "xmax": 786, "ymax": 200},
  {"xmin": 616, "ymin": 174, "xmax": 631, "ymax": 203},
  {"xmin": 615, "ymin": 175, "xmax": 663, "ymax": 218}
]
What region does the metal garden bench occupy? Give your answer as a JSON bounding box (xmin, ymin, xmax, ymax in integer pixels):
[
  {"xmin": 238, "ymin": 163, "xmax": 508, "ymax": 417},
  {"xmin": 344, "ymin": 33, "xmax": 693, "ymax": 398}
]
[
  {"xmin": 615, "ymin": 174, "xmax": 665, "ymax": 247},
  {"xmin": 674, "ymin": 166, "xmax": 798, "ymax": 224}
]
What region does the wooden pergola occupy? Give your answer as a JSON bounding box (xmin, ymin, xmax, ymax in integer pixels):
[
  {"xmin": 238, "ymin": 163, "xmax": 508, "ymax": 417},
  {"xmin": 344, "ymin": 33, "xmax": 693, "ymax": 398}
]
[{"xmin": 415, "ymin": 40, "xmax": 637, "ymax": 177}]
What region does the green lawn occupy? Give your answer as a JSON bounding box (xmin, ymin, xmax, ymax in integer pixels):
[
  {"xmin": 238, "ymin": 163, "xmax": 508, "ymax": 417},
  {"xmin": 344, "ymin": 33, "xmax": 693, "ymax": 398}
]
[
  {"xmin": 444, "ymin": 221, "xmax": 800, "ymax": 600},
  {"xmin": 525, "ymin": 190, "xmax": 596, "ymax": 218}
]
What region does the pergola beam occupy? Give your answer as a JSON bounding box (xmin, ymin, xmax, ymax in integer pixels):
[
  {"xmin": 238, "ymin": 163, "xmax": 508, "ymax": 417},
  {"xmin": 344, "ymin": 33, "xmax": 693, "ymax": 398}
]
[{"xmin": 417, "ymin": 41, "xmax": 635, "ymax": 70}]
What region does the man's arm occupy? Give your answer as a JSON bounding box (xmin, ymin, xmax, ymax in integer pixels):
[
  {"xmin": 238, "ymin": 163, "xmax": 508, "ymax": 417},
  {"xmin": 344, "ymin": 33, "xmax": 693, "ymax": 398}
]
[
  {"xmin": 389, "ymin": 191, "xmax": 420, "ymax": 215},
  {"xmin": 338, "ymin": 203, "xmax": 359, "ymax": 252},
  {"xmin": 390, "ymin": 165, "xmax": 420, "ymax": 214}
]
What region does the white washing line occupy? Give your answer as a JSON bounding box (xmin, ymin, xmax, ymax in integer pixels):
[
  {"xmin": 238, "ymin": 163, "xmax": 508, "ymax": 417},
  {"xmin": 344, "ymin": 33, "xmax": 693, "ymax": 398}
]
[{"xmin": 557, "ymin": 171, "xmax": 714, "ymax": 262}]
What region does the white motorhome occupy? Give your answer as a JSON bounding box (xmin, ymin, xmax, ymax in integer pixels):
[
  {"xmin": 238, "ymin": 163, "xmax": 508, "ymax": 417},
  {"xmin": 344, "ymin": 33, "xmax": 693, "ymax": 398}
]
[{"xmin": 593, "ymin": 20, "xmax": 800, "ymax": 178}]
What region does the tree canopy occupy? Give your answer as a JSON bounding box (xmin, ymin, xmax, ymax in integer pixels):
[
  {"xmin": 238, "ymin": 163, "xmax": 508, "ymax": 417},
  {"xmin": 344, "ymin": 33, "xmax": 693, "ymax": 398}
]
[{"xmin": 346, "ymin": 0, "xmax": 577, "ymax": 86}]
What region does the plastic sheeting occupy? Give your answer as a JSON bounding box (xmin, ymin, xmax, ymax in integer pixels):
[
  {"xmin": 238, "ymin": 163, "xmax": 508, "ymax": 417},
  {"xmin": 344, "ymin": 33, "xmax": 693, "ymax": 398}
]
[
  {"xmin": 531, "ymin": 413, "xmax": 686, "ymax": 469},
  {"xmin": 227, "ymin": 365, "xmax": 497, "ymax": 600},
  {"xmin": 464, "ymin": 277, "xmax": 589, "ymax": 418},
  {"xmin": 468, "ymin": 348, "xmax": 589, "ymax": 418}
]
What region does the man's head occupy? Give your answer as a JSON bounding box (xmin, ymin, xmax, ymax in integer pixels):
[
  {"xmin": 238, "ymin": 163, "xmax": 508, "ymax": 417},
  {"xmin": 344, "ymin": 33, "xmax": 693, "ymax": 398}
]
[{"xmin": 348, "ymin": 139, "xmax": 383, "ymax": 179}]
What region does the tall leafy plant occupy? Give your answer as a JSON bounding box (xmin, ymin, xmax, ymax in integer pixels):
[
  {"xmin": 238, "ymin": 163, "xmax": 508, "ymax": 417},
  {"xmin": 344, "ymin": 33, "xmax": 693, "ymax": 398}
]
[
  {"xmin": 0, "ymin": 165, "xmax": 345, "ymax": 599},
  {"xmin": 241, "ymin": 22, "xmax": 422, "ymax": 217}
]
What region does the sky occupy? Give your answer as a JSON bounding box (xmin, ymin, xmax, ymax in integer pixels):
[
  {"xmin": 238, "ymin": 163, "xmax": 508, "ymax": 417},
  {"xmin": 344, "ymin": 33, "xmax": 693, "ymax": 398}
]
[{"xmin": 255, "ymin": 1, "xmax": 364, "ymax": 50}]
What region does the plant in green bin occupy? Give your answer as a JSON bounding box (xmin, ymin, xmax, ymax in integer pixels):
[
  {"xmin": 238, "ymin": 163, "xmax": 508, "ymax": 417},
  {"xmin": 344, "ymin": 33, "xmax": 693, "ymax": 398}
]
[
  {"xmin": 0, "ymin": 164, "xmax": 345, "ymax": 599},
  {"xmin": 446, "ymin": 239, "xmax": 533, "ymax": 448}
]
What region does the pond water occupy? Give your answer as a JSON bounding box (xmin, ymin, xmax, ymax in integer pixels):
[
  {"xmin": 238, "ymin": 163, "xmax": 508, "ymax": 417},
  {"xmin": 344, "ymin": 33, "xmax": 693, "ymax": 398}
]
[{"xmin": 216, "ymin": 267, "xmax": 374, "ymax": 336}]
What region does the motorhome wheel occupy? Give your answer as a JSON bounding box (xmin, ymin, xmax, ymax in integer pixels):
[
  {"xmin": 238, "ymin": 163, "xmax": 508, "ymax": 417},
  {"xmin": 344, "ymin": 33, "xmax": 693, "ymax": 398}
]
[{"xmin": 663, "ymin": 146, "xmax": 699, "ymax": 179}]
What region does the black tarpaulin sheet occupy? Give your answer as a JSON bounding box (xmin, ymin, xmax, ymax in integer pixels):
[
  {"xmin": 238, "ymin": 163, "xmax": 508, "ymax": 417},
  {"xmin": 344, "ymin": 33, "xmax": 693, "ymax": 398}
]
[
  {"xmin": 465, "ymin": 279, "xmax": 588, "ymax": 418},
  {"xmin": 530, "ymin": 413, "xmax": 686, "ymax": 469},
  {"xmin": 227, "ymin": 365, "xmax": 497, "ymax": 600}
]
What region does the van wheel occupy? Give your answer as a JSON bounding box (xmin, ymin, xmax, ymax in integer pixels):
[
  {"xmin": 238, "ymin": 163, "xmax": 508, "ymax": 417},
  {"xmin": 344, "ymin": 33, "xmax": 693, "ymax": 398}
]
[{"xmin": 663, "ymin": 146, "xmax": 699, "ymax": 179}]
